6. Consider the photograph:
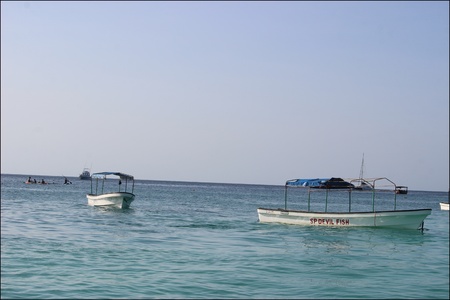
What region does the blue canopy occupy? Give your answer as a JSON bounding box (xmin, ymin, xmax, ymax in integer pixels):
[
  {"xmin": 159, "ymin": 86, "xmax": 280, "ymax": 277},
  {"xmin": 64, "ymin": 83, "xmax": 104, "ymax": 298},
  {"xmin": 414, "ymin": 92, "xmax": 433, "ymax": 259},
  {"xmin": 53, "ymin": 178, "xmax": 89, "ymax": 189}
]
[
  {"xmin": 286, "ymin": 178, "xmax": 329, "ymax": 187},
  {"xmin": 286, "ymin": 177, "xmax": 354, "ymax": 189}
]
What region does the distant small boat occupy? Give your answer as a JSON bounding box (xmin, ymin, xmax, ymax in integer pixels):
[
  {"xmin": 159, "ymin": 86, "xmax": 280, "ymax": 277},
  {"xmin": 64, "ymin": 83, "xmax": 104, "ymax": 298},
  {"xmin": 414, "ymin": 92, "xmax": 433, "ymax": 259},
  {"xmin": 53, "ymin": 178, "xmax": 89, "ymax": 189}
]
[
  {"xmin": 353, "ymin": 181, "xmax": 373, "ymax": 191},
  {"xmin": 24, "ymin": 181, "xmax": 50, "ymax": 185},
  {"xmin": 79, "ymin": 168, "xmax": 91, "ymax": 180},
  {"xmin": 25, "ymin": 177, "xmax": 50, "ymax": 184},
  {"xmin": 86, "ymin": 172, "xmax": 135, "ymax": 209},
  {"xmin": 440, "ymin": 202, "xmax": 449, "ymax": 210},
  {"xmin": 395, "ymin": 186, "xmax": 408, "ymax": 195}
]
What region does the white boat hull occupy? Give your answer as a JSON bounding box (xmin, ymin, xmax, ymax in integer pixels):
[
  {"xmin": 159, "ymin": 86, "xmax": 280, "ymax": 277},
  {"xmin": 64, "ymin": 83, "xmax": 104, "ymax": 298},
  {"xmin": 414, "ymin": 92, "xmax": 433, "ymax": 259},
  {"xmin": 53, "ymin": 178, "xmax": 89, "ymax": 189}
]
[
  {"xmin": 87, "ymin": 192, "xmax": 135, "ymax": 209},
  {"xmin": 257, "ymin": 208, "xmax": 432, "ymax": 230},
  {"xmin": 440, "ymin": 202, "xmax": 449, "ymax": 210}
]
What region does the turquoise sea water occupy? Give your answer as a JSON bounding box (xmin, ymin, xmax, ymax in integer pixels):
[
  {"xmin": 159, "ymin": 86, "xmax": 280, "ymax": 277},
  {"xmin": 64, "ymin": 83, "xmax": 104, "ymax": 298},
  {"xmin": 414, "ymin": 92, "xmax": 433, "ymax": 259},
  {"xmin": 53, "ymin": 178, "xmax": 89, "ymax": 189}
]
[{"xmin": 1, "ymin": 174, "xmax": 449, "ymax": 299}]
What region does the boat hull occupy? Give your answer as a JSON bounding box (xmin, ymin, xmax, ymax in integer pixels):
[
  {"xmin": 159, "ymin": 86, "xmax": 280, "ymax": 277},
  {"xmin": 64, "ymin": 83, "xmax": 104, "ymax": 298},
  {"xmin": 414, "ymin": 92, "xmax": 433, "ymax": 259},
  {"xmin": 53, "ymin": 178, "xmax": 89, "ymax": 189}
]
[
  {"xmin": 257, "ymin": 208, "xmax": 432, "ymax": 230},
  {"xmin": 87, "ymin": 192, "xmax": 135, "ymax": 209},
  {"xmin": 440, "ymin": 202, "xmax": 449, "ymax": 210}
]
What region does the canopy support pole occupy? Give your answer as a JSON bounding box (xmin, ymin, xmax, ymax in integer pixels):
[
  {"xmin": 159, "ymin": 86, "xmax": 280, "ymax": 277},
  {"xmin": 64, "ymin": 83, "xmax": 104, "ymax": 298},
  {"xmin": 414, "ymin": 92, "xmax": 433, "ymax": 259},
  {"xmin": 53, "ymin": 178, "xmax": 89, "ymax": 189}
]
[
  {"xmin": 284, "ymin": 185, "xmax": 288, "ymax": 210},
  {"xmin": 372, "ymin": 185, "xmax": 376, "ymax": 212},
  {"xmin": 394, "ymin": 191, "xmax": 397, "ymax": 210},
  {"xmin": 348, "ymin": 189, "xmax": 352, "ymax": 212},
  {"xmin": 307, "ymin": 188, "xmax": 311, "ymax": 212}
]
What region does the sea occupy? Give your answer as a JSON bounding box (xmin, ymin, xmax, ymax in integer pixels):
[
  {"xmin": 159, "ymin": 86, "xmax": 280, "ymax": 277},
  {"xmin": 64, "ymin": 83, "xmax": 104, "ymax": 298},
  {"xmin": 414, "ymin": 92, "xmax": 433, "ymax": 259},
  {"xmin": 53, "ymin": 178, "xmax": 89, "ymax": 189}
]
[{"xmin": 1, "ymin": 173, "xmax": 449, "ymax": 299}]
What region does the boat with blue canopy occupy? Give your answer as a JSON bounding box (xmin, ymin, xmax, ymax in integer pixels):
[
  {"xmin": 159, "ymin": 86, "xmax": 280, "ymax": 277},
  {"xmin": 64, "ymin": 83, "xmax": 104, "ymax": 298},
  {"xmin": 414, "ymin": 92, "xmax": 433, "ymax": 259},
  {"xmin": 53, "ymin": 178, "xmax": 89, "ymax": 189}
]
[
  {"xmin": 86, "ymin": 172, "xmax": 135, "ymax": 209},
  {"xmin": 257, "ymin": 177, "xmax": 431, "ymax": 230}
]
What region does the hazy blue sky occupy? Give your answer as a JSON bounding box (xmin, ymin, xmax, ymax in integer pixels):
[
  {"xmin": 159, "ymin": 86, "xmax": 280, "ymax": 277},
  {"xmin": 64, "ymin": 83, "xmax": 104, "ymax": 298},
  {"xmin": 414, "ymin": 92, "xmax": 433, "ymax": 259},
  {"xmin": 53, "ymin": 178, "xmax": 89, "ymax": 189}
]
[{"xmin": 1, "ymin": 1, "xmax": 449, "ymax": 191}]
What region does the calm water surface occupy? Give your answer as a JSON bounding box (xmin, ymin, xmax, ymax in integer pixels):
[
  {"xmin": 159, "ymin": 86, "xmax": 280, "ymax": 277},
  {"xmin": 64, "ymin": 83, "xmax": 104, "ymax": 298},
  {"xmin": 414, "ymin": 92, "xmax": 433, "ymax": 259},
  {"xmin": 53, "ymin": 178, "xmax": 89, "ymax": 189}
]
[{"xmin": 1, "ymin": 174, "xmax": 449, "ymax": 299}]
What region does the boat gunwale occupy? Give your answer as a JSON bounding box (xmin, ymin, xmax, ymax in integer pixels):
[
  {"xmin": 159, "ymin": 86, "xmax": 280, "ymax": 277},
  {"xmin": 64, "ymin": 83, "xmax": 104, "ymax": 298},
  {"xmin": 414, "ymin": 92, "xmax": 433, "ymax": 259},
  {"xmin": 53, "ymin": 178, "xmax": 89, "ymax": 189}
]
[
  {"xmin": 87, "ymin": 191, "xmax": 135, "ymax": 198},
  {"xmin": 257, "ymin": 207, "xmax": 432, "ymax": 215}
]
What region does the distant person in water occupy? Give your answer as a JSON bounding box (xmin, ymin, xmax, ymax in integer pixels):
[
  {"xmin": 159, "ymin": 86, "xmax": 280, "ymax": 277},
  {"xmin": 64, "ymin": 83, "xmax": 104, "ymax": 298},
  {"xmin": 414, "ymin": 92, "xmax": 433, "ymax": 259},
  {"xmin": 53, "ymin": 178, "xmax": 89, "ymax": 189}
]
[
  {"xmin": 41, "ymin": 179, "xmax": 46, "ymax": 184},
  {"xmin": 27, "ymin": 176, "xmax": 32, "ymax": 183},
  {"xmin": 34, "ymin": 179, "xmax": 37, "ymax": 183},
  {"xmin": 64, "ymin": 177, "xmax": 69, "ymax": 184}
]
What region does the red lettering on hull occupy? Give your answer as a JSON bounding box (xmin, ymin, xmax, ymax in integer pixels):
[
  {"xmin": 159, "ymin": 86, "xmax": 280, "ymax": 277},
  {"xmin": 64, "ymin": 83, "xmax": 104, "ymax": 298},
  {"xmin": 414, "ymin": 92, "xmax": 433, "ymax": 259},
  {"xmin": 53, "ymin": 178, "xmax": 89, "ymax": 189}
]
[
  {"xmin": 336, "ymin": 219, "xmax": 350, "ymax": 225},
  {"xmin": 309, "ymin": 218, "xmax": 350, "ymax": 226}
]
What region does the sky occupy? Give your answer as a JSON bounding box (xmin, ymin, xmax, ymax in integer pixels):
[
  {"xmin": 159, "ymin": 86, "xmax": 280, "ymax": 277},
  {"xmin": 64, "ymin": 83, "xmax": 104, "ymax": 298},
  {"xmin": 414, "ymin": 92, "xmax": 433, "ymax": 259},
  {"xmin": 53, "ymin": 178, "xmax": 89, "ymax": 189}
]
[{"xmin": 1, "ymin": 1, "xmax": 449, "ymax": 191}]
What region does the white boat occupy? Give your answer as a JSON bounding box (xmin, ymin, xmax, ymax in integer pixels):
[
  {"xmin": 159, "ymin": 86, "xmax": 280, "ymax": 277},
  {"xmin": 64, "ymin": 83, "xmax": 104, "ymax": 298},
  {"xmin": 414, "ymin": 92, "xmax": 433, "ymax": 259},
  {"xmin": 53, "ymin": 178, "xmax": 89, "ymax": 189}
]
[
  {"xmin": 440, "ymin": 202, "xmax": 449, "ymax": 210},
  {"xmin": 79, "ymin": 168, "xmax": 91, "ymax": 180},
  {"xmin": 353, "ymin": 181, "xmax": 373, "ymax": 191},
  {"xmin": 353, "ymin": 154, "xmax": 372, "ymax": 191},
  {"xmin": 395, "ymin": 186, "xmax": 408, "ymax": 195},
  {"xmin": 257, "ymin": 177, "xmax": 431, "ymax": 230},
  {"xmin": 86, "ymin": 172, "xmax": 135, "ymax": 209}
]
